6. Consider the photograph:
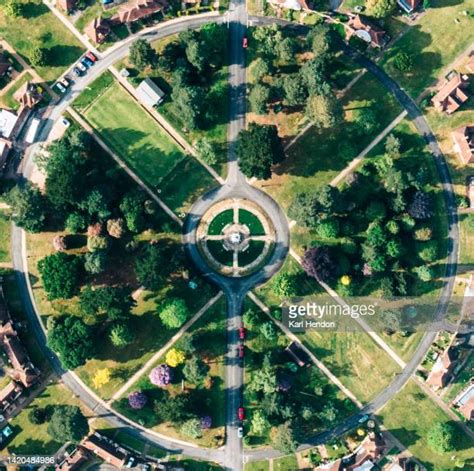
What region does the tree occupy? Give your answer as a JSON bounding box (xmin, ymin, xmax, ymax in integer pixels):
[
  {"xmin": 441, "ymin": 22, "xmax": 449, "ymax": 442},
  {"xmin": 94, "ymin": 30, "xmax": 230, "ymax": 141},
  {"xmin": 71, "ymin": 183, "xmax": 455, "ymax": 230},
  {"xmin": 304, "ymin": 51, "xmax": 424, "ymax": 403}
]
[
  {"xmin": 419, "ymin": 241, "xmax": 438, "ymax": 262},
  {"xmin": 109, "ymin": 323, "xmax": 134, "ymax": 347},
  {"xmin": 80, "ymin": 189, "xmax": 111, "ymax": 221},
  {"xmin": 149, "ymin": 364, "xmax": 173, "ymax": 386},
  {"xmin": 106, "ymin": 218, "xmax": 125, "ymax": 239},
  {"xmin": 386, "ymin": 239, "xmax": 403, "ymax": 258},
  {"xmin": 249, "ymin": 83, "xmax": 270, "ymax": 115},
  {"xmin": 181, "ymin": 418, "xmax": 202, "ymax": 438},
  {"xmin": 414, "ymin": 265, "xmax": 433, "ymax": 282},
  {"xmin": 249, "ymin": 365, "xmax": 278, "ymax": 394},
  {"xmin": 92, "ymin": 368, "xmax": 111, "ymax": 389},
  {"xmin": 159, "ymin": 298, "xmax": 189, "ymax": 329},
  {"xmin": 316, "ymin": 218, "xmax": 339, "ymax": 239},
  {"xmin": 47, "ymin": 405, "xmax": 89, "ymax": 443},
  {"xmin": 272, "ymin": 273, "xmax": 298, "ymax": 298},
  {"xmin": 28, "ymin": 407, "xmax": 47, "ymax": 425},
  {"xmin": 171, "ymin": 85, "xmax": 203, "ymax": 130},
  {"xmin": 353, "ymin": 107, "xmax": 378, "ymax": 134},
  {"xmin": 272, "ymin": 422, "xmax": 298, "ymax": 454},
  {"xmin": 154, "ymin": 393, "xmax": 192, "ymax": 424},
  {"xmin": 87, "ymin": 235, "xmax": 110, "ymax": 252},
  {"xmin": 300, "ymin": 57, "xmax": 327, "ymax": 95},
  {"xmin": 427, "ymin": 422, "xmax": 457, "ymax": 453},
  {"xmin": 305, "ymin": 93, "xmax": 342, "ymax": 130},
  {"xmin": 195, "ymin": 138, "xmax": 218, "ymax": 165},
  {"xmin": 135, "ymin": 243, "xmax": 164, "ymax": 289},
  {"xmin": 288, "ymin": 192, "xmax": 319, "ymax": 228},
  {"xmin": 38, "ymin": 252, "xmax": 82, "ymax": 300},
  {"xmin": 5, "ymin": 183, "xmax": 47, "ymax": 233},
  {"xmin": 414, "ymin": 226, "xmax": 432, "ymax": 241},
  {"xmin": 128, "ymin": 391, "xmax": 148, "ymax": 409},
  {"xmin": 84, "ymin": 251, "xmax": 107, "ymax": 274},
  {"xmin": 260, "ymin": 321, "xmax": 277, "ymax": 341},
  {"xmin": 282, "ymin": 74, "xmax": 307, "ymax": 106},
  {"xmin": 249, "ymin": 57, "xmax": 271, "ymax": 81},
  {"xmin": 30, "ymin": 47, "xmax": 50, "ymax": 67},
  {"xmin": 308, "ymin": 24, "xmax": 332, "ymax": 57},
  {"xmin": 277, "ymin": 37, "xmax": 297, "ymax": 62},
  {"xmin": 393, "ymin": 52, "xmax": 413, "ymax": 71},
  {"xmin": 120, "ymin": 190, "xmax": 145, "ymax": 233},
  {"xmin": 243, "ymin": 309, "xmax": 259, "ymax": 327},
  {"xmin": 185, "ymin": 38, "xmax": 208, "ymax": 72},
  {"xmin": 366, "ymin": 0, "xmax": 396, "ymax": 17},
  {"xmin": 165, "ymin": 348, "xmax": 186, "ymax": 367},
  {"xmin": 301, "ymin": 246, "xmax": 334, "ymax": 282},
  {"xmin": 183, "ymin": 357, "xmax": 209, "ymax": 384},
  {"xmin": 65, "ymin": 212, "xmax": 87, "ymax": 234},
  {"xmin": 4, "ymin": 0, "xmax": 24, "ymax": 17},
  {"xmin": 251, "ymin": 410, "xmax": 270, "ymax": 435},
  {"xmin": 47, "ymin": 315, "xmax": 95, "ymax": 369},
  {"xmin": 129, "ymin": 39, "xmax": 156, "ymax": 69},
  {"xmin": 237, "ymin": 123, "xmax": 285, "ymax": 180},
  {"xmin": 79, "ymin": 286, "xmax": 135, "ymax": 322},
  {"xmin": 408, "ymin": 191, "xmax": 433, "ymax": 219}
]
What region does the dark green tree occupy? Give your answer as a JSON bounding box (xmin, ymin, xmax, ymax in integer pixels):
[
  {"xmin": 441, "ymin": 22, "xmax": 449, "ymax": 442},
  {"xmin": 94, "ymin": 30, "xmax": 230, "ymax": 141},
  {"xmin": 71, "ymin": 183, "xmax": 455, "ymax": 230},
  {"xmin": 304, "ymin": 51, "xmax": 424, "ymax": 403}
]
[
  {"xmin": 30, "ymin": 47, "xmax": 50, "ymax": 67},
  {"xmin": 282, "ymin": 74, "xmax": 307, "ymax": 106},
  {"xmin": 47, "ymin": 405, "xmax": 89, "ymax": 443},
  {"xmin": 129, "ymin": 39, "xmax": 156, "ymax": 69},
  {"xmin": 109, "ymin": 323, "xmax": 134, "ymax": 347},
  {"xmin": 183, "ymin": 357, "xmax": 209, "ymax": 384},
  {"xmin": 427, "ymin": 422, "xmax": 457, "ymax": 453},
  {"xmin": 38, "ymin": 253, "xmax": 82, "ymax": 300},
  {"xmin": 272, "ymin": 422, "xmax": 298, "ymax": 454},
  {"xmin": 135, "ymin": 243, "xmax": 164, "ymax": 289},
  {"xmin": 171, "ymin": 85, "xmax": 203, "ymax": 130},
  {"xmin": 249, "ymin": 83, "xmax": 270, "ymax": 114},
  {"xmin": 119, "ymin": 190, "xmax": 146, "ymax": 233},
  {"xmin": 79, "ymin": 286, "xmax": 135, "ymax": 322}
]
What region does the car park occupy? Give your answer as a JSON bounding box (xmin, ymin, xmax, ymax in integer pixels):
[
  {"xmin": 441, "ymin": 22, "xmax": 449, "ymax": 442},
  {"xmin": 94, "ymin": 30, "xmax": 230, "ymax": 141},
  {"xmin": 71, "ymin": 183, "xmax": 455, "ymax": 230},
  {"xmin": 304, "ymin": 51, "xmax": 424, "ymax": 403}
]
[
  {"xmin": 60, "ymin": 76, "xmax": 71, "ymax": 88},
  {"xmin": 358, "ymin": 414, "xmax": 369, "ymax": 424},
  {"xmin": 125, "ymin": 456, "xmax": 137, "ymax": 468},
  {"xmin": 60, "ymin": 117, "xmax": 71, "ymax": 128},
  {"xmin": 237, "ymin": 407, "xmax": 245, "ymax": 421}
]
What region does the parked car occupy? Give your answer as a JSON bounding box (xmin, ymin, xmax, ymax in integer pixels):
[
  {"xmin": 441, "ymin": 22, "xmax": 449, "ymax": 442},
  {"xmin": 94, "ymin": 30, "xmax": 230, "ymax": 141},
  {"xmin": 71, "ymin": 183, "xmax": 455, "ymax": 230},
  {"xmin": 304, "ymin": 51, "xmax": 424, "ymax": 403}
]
[
  {"xmin": 86, "ymin": 51, "xmax": 98, "ymax": 62},
  {"xmin": 237, "ymin": 407, "xmax": 245, "ymax": 421},
  {"xmin": 60, "ymin": 117, "xmax": 71, "ymax": 128},
  {"xmin": 77, "ymin": 62, "xmax": 87, "ymax": 73},
  {"xmin": 125, "ymin": 456, "xmax": 137, "ymax": 468},
  {"xmin": 82, "ymin": 56, "xmax": 94, "ymax": 67},
  {"xmin": 358, "ymin": 414, "xmax": 369, "ymax": 424},
  {"xmin": 73, "ymin": 66, "xmax": 83, "ymax": 77},
  {"xmin": 238, "ymin": 327, "xmax": 245, "ymax": 340},
  {"xmin": 242, "ymin": 36, "xmax": 248, "ymax": 48},
  {"xmin": 60, "ymin": 76, "xmax": 71, "ymax": 88},
  {"xmin": 56, "ymin": 82, "xmax": 67, "ymax": 94},
  {"xmin": 238, "ymin": 344, "xmax": 244, "ymax": 358},
  {"xmin": 237, "ymin": 427, "xmax": 243, "ymax": 438}
]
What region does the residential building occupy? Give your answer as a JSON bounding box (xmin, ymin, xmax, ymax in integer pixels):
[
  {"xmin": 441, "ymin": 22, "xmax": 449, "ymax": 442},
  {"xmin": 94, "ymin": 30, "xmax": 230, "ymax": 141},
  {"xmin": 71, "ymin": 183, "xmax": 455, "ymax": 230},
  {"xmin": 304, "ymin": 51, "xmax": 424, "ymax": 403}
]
[
  {"xmin": 56, "ymin": 0, "xmax": 76, "ymax": 12},
  {"xmin": 431, "ymin": 73, "xmax": 470, "ymax": 114},
  {"xmin": 454, "ymin": 384, "xmax": 474, "ymax": 421},
  {"xmin": 13, "ymin": 81, "xmax": 43, "ymax": 109},
  {"xmin": 0, "ymin": 109, "xmax": 19, "ymax": 140},
  {"xmin": 111, "ymin": 0, "xmax": 167, "ymax": 24},
  {"xmin": 426, "ymin": 347, "xmax": 456, "ymax": 390},
  {"xmin": 0, "ymin": 382, "xmax": 23, "ymax": 412},
  {"xmin": 56, "ymin": 446, "xmax": 90, "ymax": 470},
  {"xmin": 452, "ymin": 125, "xmax": 474, "ymax": 165},
  {"xmin": 266, "ymin": 0, "xmax": 310, "ymax": 11},
  {"xmin": 135, "ymin": 78, "xmax": 165, "ymax": 107},
  {"xmin": 0, "ymin": 139, "xmax": 10, "ymax": 171},
  {"xmin": 81, "ymin": 432, "xmax": 129, "ymax": 468},
  {"xmin": 396, "ymin": 0, "xmax": 420, "ymax": 13},
  {"xmin": 84, "ymin": 17, "xmax": 111, "ymax": 44},
  {"xmin": 347, "ymin": 15, "xmax": 389, "ymax": 48}
]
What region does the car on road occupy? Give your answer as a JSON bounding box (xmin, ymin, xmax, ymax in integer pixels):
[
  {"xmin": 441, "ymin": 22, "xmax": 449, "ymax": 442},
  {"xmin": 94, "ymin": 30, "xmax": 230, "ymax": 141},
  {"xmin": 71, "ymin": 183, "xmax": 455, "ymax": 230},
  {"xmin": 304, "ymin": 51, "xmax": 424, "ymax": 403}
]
[
  {"xmin": 60, "ymin": 117, "xmax": 71, "ymax": 128},
  {"xmin": 77, "ymin": 62, "xmax": 87, "ymax": 73},
  {"xmin": 242, "ymin": 36, "xmax": 248, "ymax": 48},
  {"xmin": 358, "ymin": 414, "xmax": 369, "ymax": 424},
  {"xmin": 73, "ymin": 66, "xmax": 83, "ymax": 77},
  {"xmin": 238, "ymin": 344, "xmax": 244, "ymax": 358},
  {"xmin": 56, "ymin": 82, "xmax": 67, "ymax": 94},
  {"xmin": 237, "ymin": 426, "xmax": 243, "ymax": 438},
  {"xmin": 238, "ymin": 327, "xmax": 245, "ymax": 339},
  {"xmin": 60, "ymin": 76, "xmax": 71, "ymax": 88},
  {"xmin": 82, "ymin": 56, "xmax": 94, "ymax": 67},
  {"xmin": 125, "ymin": 456, "xmax": 137, "ymax": 468},
  {"xmin": 86, "ymin": 51, "xmax": 98, "ymax": 63},
  {"xmin": 237, "ymin": 407, "xmax": 245, "ymax": 421}
]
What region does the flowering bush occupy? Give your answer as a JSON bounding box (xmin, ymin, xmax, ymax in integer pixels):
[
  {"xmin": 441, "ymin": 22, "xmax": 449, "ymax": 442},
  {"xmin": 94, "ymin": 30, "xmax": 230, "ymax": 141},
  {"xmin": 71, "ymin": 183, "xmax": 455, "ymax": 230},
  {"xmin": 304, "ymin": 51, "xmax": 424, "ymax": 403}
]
[
  {"xmin": 53, "ymin": 235, "xmax": 66, "ymax": 252},
  {"xmin": 128, "ymin": 391, "xmax": 147, "ymax": 409},
  {"xmin": 200, "ymin": 415, "xmax": 212, "ymax": 429},
  {"xmin": 149, "ymin": 364, "xmax": 173, "ymax": 386},
  {"xmin": 165, "ymin": 348, "xmax": 186, "ymax": 367}
]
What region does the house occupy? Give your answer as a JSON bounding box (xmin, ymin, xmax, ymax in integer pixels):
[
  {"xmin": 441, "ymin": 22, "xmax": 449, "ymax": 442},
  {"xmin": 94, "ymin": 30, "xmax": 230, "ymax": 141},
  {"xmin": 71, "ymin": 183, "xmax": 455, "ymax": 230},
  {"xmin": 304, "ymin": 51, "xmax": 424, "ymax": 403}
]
[
  {"xmin": 82, "ymin": 433, "xmax": 129, "ymax": 468},
  {"xmin": 13, "ymin": 81, "xmax": 43, "ymax": 109},
  {"xmin": 454, "ymin": 384, "xmax": 474, "ymax": 421},
  {"xmin": 431, "ymin": 73, "xmax": 470, "ymax": 114},
  {"xmin": 56, "ymin": 0, "xmax": 76, "ymax": 12},
  {"xmin": 111, "ymin": 0, "xmax": 167, "ymax": 24},
  {"xmin": 56, "ymin": 446, "xmax": 90, "ymax": 471},
  {"xmin": 452, "ymin": 125, "xmax": 474, "ymax": 165},
  {"xmin": 0, "ymin": 53, "xmax": 11, "ymax": 78},
  {"xmin": 135, "ymin": 78, "xmax": 165, "ymax": 107},
  {"xmin": 0, "ymin": 382, "xmax": 23, "ymax": 412},
  {"xmin": 84, "ymin": 17, "xmax": 111, "ymax": 44},
  {"xmin": 266, "ymin": 0, "xmax": 310, "ymax": 11},
  {"xmin": 0, "ymin": 109, "xmax": 19, "ymax": 140},
  {"xmin": 396, "ymin": 0, "xmax": 420, "ymax": 13},
  {"xmin": 347, "ymin": 15, "xmax": 389, "ymax": 48},
  {"xmin": 426, "ymin": 347, "xmax": 456, "ymax": 390}
]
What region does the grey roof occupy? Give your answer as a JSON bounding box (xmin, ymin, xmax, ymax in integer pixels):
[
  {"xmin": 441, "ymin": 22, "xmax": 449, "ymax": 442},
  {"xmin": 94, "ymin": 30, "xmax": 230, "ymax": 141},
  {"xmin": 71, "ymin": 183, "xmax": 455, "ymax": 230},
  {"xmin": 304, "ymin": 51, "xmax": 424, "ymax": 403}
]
[{"xmin": 135, "ymin": 78, "xmax": 165, "ymax": 107}]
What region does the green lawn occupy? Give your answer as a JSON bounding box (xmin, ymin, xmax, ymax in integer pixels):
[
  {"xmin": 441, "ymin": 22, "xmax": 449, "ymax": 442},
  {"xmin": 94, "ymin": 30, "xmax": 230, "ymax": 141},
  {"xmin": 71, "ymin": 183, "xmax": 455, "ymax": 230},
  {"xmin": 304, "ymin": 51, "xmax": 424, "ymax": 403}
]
[
  {"xmin": 83, "ymin": 80, "xmax": 217, "ymax": 214},
  {"xmin": 0, "ymin": 210, "xmax": 10, "ymax": 263},
  {"xmin": 245, "ymin": 461, "xmax": 270, "ymax": 471},
  {"xmin": 377, "ymin": 380, "xmax": 474, "ymax": 470},
  {"xmin": 0, "ymin": 0, "xmax": 84, "ymax": 82},
  {"xmin": 71, "ymin": 71, "xmax": 115, "ymax": 113},
  {"xmin": 381, "ymin": 0, "xmax": 474, "ymax": 98},
  {"xmin": 6, "ymin": 383, "xmax": 90, "ymax": 455},
  {"xmin": 273, "ymin": 455, "xmax": 298, "ymax": 470},
  {"xmin": 0, "ymin": 72, "xmax": 33, "ymax": 110}
]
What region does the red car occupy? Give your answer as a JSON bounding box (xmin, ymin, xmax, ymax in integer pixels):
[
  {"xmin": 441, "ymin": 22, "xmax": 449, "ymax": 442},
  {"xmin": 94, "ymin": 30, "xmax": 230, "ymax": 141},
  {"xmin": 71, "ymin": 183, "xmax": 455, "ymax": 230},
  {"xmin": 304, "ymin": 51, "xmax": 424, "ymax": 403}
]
[
  {"xmin": 237, "ymin": 407, "xmax": 245, "ymax": 421},
  {"xmin": 238, "ymin": 327, "xmax": 245, "ymax": 340},
  {"xmin": 86, "ymin": 51, "xmax": 98, "ymax": 63},
  {"xmin": 238, "ymin": 344, "xmax": 244, "ymax": 358},
  {"xmin": 242, "ymin": 36, "xmax": 248, "ymax": 49}
]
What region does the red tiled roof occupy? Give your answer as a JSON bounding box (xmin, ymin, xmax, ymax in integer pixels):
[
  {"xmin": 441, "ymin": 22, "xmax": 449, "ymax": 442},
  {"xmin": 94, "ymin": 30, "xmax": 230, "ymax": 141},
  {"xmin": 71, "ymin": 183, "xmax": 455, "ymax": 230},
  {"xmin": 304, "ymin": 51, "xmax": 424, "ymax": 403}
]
[
  {"xmin": 84, "ymin": 16, "xmax": 111, "ymax": 44},
  {"xmin": 452, "ymin": 125, "xmax": 474, "ymax": 165},
  {"xmin": 432, "ymin": 74, "xmax": 470, "ymax": 114},
  {"xmin": 112, "ymin": 0, "xmax": 167, "ymax": 24},
  {"xmin": 56, "ymin": 0, "xmax": 76, "ymax": 12},
  {"xmin": 347, "ymin": 15, "xmax": 387, "ymax": 47}
]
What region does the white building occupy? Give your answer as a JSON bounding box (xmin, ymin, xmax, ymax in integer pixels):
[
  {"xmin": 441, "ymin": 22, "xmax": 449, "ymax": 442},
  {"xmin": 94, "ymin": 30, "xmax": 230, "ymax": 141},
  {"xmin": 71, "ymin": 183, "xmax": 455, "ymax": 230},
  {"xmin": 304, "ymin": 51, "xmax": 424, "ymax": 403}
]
[
  {"xmin": 0, "ymin": 109, "xmax": 19, "ymax": 139},
  {"xmin": 135, "ymin": 78, "xmax": 165, "ymax": 108}
]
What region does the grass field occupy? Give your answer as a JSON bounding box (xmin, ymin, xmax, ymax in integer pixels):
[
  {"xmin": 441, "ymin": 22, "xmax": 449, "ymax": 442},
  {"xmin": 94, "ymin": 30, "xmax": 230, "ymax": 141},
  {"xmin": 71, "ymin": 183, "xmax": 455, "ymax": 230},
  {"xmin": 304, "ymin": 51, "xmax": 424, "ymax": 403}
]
[
  {"xmin": 6, "ymin": 383, "xmax": 90, "ymax": 455},
  {"xmin": 245, "ymin": 461, "xmax": 270, "ymax": 471},
  {"xmin": 273, "ymin": 455, "xmax": 298, "ymax": 470},
  {"xmin": 0, "ymin": 210, "xmax": 10, "ymax": 264},
  {"xmin": 0, "ymin": 0, "xmax": 84, "ymax": 82},
  {"xmin": 377, "ymin": 380, "xmax": 474, "ymax": 470},
  {"xmin": 381, "ymin": 0, "xmax": 474, "ymax": 99},
  {"xmin": 0, "ymin": 72, "xmax": 33, "ymax": 110},
  {"xmin": 83, "ymin": 81, "xmax": 217, "ymax": 214}
]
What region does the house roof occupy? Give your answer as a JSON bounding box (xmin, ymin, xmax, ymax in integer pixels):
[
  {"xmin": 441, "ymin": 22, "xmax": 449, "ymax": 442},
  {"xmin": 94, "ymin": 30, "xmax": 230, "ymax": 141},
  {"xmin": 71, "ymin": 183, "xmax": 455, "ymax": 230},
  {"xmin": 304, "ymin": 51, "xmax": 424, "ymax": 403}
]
[
  {"xmin": 0, "ymin": 381, "xmax": 20, "ymax": 403},
  {"xmin": 82, "ymin": 433, "xmax": 128, "ymax": 468},
  {"xmin": 135, "ymin": 78, "xmax": 165, "ymax": 107},
  {"xmin": 0, "ymin": 284, "xmax": 11, "ymax": 325},
  {"xmin": 452, "ymin": 125, "xmax": 474, "ymax": 165},
  {"xmin": 112, "ymin": 0, "xmax": 166, "ymax": 24},
  {"xmin": 426, "ymin": 348, "xmax": 455, "ymax": 389},
  {"xmin": 267, "ymin": 0, "xmax": 310, "ymax": 10},
  {"xmin": 348, "ymin": 15, "xmax": 387, "ymax": 47},
  {"xmin": 432, "ymin": 73, "xmax": 470, "ymax": 114},
  {"xmin": 13, "ymin": 82, "xmax": 42, "ymax": 109},
  {"xmin": 0, "ymin": 109, "xmax": 18, "ymax": 139},
  {"xmin": 84, "ymin": 16, "xmax": 111, "ymax": 44}
]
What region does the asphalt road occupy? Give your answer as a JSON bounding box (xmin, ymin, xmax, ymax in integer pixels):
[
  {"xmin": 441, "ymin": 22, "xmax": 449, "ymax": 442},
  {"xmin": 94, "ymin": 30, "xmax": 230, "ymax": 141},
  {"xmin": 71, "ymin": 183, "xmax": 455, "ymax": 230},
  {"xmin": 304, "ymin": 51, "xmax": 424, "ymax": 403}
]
[{"xmin": 9, "ymin": 10, "xmax": 460, "ymax": 471}]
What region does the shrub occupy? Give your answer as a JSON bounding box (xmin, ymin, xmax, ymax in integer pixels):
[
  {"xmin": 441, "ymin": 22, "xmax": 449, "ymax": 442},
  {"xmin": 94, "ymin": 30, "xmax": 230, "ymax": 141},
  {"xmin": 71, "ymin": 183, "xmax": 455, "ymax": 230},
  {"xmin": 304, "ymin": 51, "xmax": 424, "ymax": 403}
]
[
  {"xmin": 149, "ymin": 364, "xmax": 173, "ymax": 386},
  {"xmin": 158, "ymin": 298, "xmax": 189, "ymax": 329},
  {"xmin": 181, "ymin": 418, "xmax": 202, "ymax": 439},
  {"xmin": 106, "ymin": 218, "xmax": 125, "ymax": 238},
  {"xmin": 393, "ymin": 52, "xmax": 413, "ymax": 71},
  {"xmin": 414, "ymin": 265, "xmax": 433, "ymax": 282},
  {"xmin": 109, "ymin": 323, "xmax": 134, "ymax": 347},
  {"xmin": 84, "ymin": 251, "xmax": 107, "ymax": 274},
  {"xmin": 65, "ymin": 213, "xmax": 87, "ymax": 233},
  {"xmin": 419, "ymin": 241, "xmax": 438, "ymax": 262},
  {"xmin": 414, "ymin": 226, "xmax": 432, "ymax": 241},
  {"xmin": 87, "ymin": 235, "xmax": 110, "ymax": 252},
  {"xmin": 128, "ymin": 391, "xmax": 148, "ymax": 410},
  {"xmin": 316, "ymin": 218, "xmax": 340, "ymax": 238},
  {"xmin": 165, "ymin": 348, "xmax": 186, "ymax": 367},
  {"xmin": 52, "ymin": 235, "xmax": 66, "ymax": 252},
  {"xmin": 28, "ymin": 408, "xmax": 46, "ymax": 425},
  {"xmin": 272, "ymin": 272, "xmax": 298, "ymax": 298}
]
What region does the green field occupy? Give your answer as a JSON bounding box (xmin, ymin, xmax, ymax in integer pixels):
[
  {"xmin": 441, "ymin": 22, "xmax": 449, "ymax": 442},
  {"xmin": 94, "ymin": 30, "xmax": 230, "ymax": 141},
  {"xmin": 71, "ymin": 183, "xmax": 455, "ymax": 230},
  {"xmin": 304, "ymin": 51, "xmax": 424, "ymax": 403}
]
[
  {"xmin": 0, "ymin": 0, "xmax": 84, "ymax": 82},
  {"xmin": 245, "ymin": 461, "xmax": 270, "ymax": 471},
  {"xmin": 207, "ymin": 240, "xmax": 234, "ymax": 266},
  {"xmin": 239, "ymin": 209, "xmax": 265, "ymax": 236},
  {"xmin": 239, "ymin": 240, "xmax": 265, "ymax": 266},
  {"xmin": 208, "ymin": 210, "xmax": 234, "ymax": 235},
  {"xmin": 382, "ymin": 0, "xmax": 474, "ymax": 98},
  {"xmin": 377, "ymin": 380, "xmax": 474, "ymax": 470},
  {"xmin": 0, "ymin": 211, "xmax": 10, "ymax": 263},
  {"xmin": 273, "ymin": 455, "xmax": 298, "ymax": 470},
  {"xmin": 83, "ymin": 81, "xmax": 216, "ymax": 213}
]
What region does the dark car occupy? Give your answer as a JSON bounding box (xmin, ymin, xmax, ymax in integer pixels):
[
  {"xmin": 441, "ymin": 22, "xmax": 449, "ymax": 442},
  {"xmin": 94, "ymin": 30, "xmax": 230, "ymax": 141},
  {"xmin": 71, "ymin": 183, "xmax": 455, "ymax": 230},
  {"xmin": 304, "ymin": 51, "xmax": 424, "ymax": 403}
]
[
  {"xmin": 81, "ymin": 57, "xmax": 93, "ymax": 68},
  {"xmin": 73, "ymin": 66, "xmax": 83, "ymax": 77}
]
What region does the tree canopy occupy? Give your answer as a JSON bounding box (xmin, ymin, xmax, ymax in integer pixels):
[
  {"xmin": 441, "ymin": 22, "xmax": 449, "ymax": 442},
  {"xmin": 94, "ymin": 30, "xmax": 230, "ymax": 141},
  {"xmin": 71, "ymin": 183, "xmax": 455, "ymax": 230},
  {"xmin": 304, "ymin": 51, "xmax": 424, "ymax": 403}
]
[
  {"xmin": 47, "ymin": 405, "xmax": 89, "ymax": 443},
  {"xmin": 159, "ymin": 298, "xmax": 189, "ymax": 329}
]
